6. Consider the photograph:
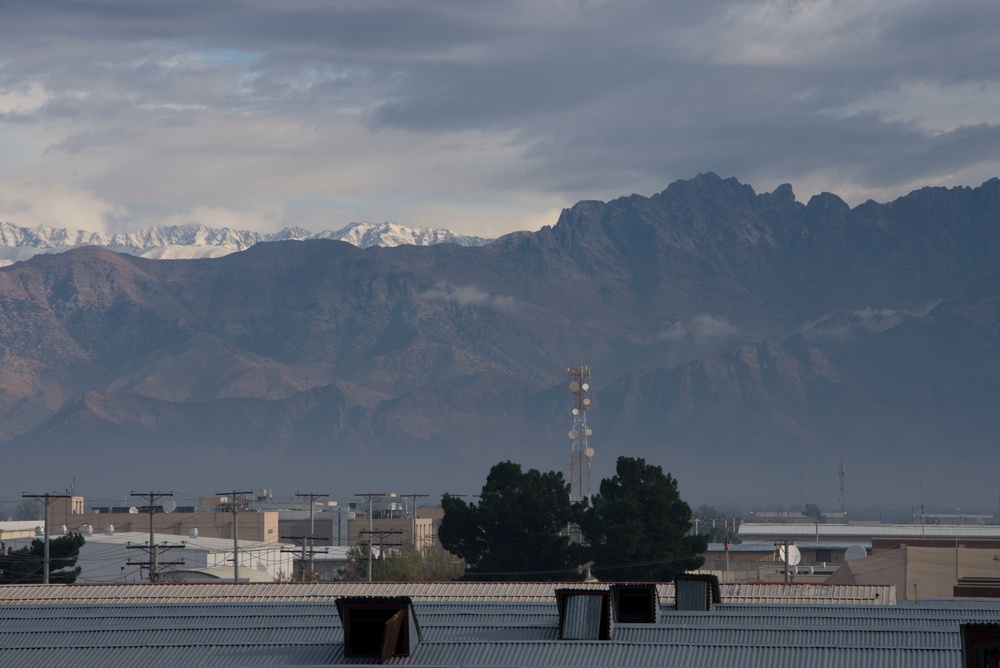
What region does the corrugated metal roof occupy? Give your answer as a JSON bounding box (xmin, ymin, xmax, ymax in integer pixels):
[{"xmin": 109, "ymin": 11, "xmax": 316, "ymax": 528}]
[
  {"xmin": 383, "ymin": 641, "xmax": 957, "ymax": 668},
  {"xmin": 1, "ymin": 596, "xmax": 998, "ymax": 667},
  {"xmin": 0, "ymin": 580, "xmax": 896, "ymax": 606}
]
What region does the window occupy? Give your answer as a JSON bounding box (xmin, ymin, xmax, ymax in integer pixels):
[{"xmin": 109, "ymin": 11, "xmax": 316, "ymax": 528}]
[
  {"xmin": 336, "ymin": 596, "xmax": 421, "ymax": 663},
  {"xmin": 961, "ymin": 624, "xmax": 1000, "ymax": 668},
  {"xmin": 611, "ymin": 584, "xmax": 660, "ymax": 623},
  {"xmin": 674, "ymin": 574, "xmax": 721, "ymax": 611},
  {"xmin": 555, "ymin": 589, "xmax": 613, "ymax": 640}
]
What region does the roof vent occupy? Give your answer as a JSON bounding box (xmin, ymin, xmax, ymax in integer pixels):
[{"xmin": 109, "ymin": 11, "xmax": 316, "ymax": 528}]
[
  {"xmin": 961, "ymin": 623, "xmax": 1000, "ymax": 668},
  {"xmin": 59, "ymin": 525, "xmax": 68, "ymax": 535},
  {"xmin": 80, "ymin": 524, "xmax": 93, "ymax": 536},
  {"xmin": 674, "ymin": 574, "xmax": 721, "ymax": 611},
  {"xmin": 105, "ymin": 524, "xmax": 114, "ymax": 536},
  {"xmin": 335, "ymin": 596, "xmax": 421, "ymax": 663},
  {"xmin": 555, "ymin": 588, "xmax": 613, "ymax": 640},
  {"xmin": 611, "ymin": 583, "xmax": 661, "ymax": 623},
  {"xmin": 34, "ymin": 526, "xmax": 43, "ymax": 536},
  {"xmin": 189, "ymin": 528, "xmax": 199, "ymax": 539}
]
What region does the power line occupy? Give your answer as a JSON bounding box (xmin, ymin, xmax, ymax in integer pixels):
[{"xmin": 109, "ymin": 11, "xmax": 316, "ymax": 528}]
[
  {"xmin": 215, "ymin": 490, "xmax": 252, "ymax": 583},
  {"xmin": 128, "ymin": 491, "xmax": 184, "ymax": 582},
  {"xmin": 294, "ymin": 492, "xmax": 328, "ymax": 576},
  {"xmin": 359, "ymin": 528, "xmax": 403, "ymax": 581},
  {"xmin": 400, "ymin": 494, "xmax": 428, "ymax": 548},
  {"xmin": 21, "ymin": 492, "xmax": 72, "ymax": 585},
  {"xmin": 354, "ymin": 492, "xmax": 390, "ymax": 581}
]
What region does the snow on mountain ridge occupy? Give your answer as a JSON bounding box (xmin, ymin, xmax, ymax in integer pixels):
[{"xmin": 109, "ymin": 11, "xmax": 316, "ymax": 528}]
[{"xmin": 0, "ymin": 221, "xmax": 493, "ymax": 265}]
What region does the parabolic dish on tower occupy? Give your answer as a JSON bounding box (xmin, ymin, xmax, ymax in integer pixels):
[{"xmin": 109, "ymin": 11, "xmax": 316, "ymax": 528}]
[
  {"xmin": 585, "ymin": 447, "xmax": 595, "ymax": 457},
  {"xmin": 844, "ymin": 544, "xmax": 868, "ymax": 561},
  {"xmin": 568, "ymin": 381, "xmax": 580, "ymax": 392},
  {"xmin": 777, "ymin": 544, "xmax": 801, "ymax": 567},
  {"xmin": 568, "ymin": 429, "xmax": 579, "ymax": 440}
]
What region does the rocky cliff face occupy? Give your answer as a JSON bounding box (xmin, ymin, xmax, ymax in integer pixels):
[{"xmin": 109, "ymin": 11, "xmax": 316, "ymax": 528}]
[{"xmin": 2, "ymin": 173, "xmax": 999, "ymax": 506}]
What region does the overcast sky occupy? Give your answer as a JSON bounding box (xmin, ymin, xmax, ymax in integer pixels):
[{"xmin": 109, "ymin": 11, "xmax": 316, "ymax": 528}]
[{"xmin": 0, "ymin": 0, "xmax": 997, "ymax": 237}]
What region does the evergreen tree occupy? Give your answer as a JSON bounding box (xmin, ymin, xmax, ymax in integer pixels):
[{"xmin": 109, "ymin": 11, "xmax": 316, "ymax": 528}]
[
  {"xmin": 578, "ymin": 456, "xmax": 705, "ymax": 581},
  {"xmin": 0, "ymin": 533, "xmax": 85, "ymax": 584},
  {"xmin": 439, "ymin": 461, "xmax": 577, "ymax": 580}
]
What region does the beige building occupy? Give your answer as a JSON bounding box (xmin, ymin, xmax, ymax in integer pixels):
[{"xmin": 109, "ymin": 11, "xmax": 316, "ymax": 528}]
[
  {"xmin": 348, "ymin": 515, "xmax": 435, "ymax": 551},
  {"xmin": 827, "ymin": 538, "xmax": 1000, "ymax": 600},
  {"xmin": 0, "ymin": 521, "xmax": 46, "ymax": 541},
  {"xmin": 48, "ymin": 496, "xmax": 280, "ymax": 543}
]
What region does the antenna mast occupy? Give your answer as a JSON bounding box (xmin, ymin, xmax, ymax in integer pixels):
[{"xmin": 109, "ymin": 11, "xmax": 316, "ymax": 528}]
[
  {"xmin": 567, "ymin": 363, "xmax": 594, "ymax": 504},
  {"xmin": 838, "ymin": 459, "xmax": 846, "ymax": 520}
]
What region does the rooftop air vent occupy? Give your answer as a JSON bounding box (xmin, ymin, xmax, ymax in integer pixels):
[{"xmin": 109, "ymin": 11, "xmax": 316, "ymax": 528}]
[
  {"xmin": 335, "ymin": 596, "xmax": 421, "ymax": 663},
  {"xmin": 611, "ymin": 583, "xmax": 660, "ymax": 623},
  {"xmin": 674, "ymin": 573, "xmax": 722, "ymax": 611},
  {"xmin": 961, "ymin": 623, "xmax": 1000, "ymax": 668},
  {"xmin": 555, "ymin": 588, "xmax": 613, "ymax": 640}
]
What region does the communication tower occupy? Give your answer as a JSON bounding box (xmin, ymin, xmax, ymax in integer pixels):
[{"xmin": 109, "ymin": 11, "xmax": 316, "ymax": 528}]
[{"xmin": 567, "ymin": 363, "xmax": 594, "ymax": 503}]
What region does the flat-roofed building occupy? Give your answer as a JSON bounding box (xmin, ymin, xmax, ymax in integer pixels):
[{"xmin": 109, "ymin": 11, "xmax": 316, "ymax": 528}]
[
  {"xmin": 1, "ymin": 526, "xmax": 295, "ymax": 583},
  {"xmin": 47, "ymin": 495, "xmax": 280, "ymax": 543}
]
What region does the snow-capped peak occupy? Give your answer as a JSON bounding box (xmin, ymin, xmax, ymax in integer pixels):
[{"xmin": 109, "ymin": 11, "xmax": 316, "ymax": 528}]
[{"xmin": 0, "ymin": 221, "xmax": 494, "ymax": 266}]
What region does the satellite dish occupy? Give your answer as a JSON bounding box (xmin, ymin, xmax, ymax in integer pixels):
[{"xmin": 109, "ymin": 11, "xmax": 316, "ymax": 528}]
[
  {"xmin": 568, "ymin": 429, "xmax": 579, "ymax": 440},
  {"xmin": 777, "ymin": 544, "xmax": 801, "ymax": 567},
  {"xmin": 844, "ymin": 544, "xmax": 868, "ymax": 561},
  {"xmin": 162, "ymin": 499, "xmax": 177, "ymax": 514},
  {"xmin": 572, "ymin": 408, "xmax": 579, "ymax": 415},
  {"xmin": 585, "ymin": 428, "xmax": 593, "ymax": 436},
  {"xmin": 585, "ymin": 447, "xmax": 595, "ymax": 458},
  {"xmin": 582, "ymin": 383, "xmax": 589, "ymax": 391},
  {"xmin": 568, "ymin": 381, "xmax": 580, "ymax": 392},
  {"xmin": 582, "ymin": 398, "xmax": 591, "ymax": 406}
]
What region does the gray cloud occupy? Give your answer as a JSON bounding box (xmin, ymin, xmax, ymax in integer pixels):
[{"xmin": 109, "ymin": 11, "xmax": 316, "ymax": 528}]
[
  {"xmin": 657, "ymin": 314, "xmax": 740, "ymax": 347},
  {"xmin": 0, "ymin": 1, "xmax": 998, "ymax": 235},
  {"xmin": 800, "ymin": 302, "xmax": 940, "ymax": 342},
  {"xmin": 421, "ymin": 283, "xmax": 516, "ymax": 311}
]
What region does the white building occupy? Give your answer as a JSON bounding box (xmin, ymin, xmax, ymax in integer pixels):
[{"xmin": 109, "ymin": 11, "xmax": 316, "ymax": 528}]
[{"xmin": 3, "ymin": 526, "xmax": 295, "ymax": 583}]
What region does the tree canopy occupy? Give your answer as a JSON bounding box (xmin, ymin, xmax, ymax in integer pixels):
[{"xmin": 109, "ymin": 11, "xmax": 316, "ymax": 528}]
[
  {"xmin": 439, "ymin": 461, "xmax": 577, "ymax": 580},
  {"xmin": 340, "ymin": 543, "xmax": 465, "ymax": 581},
  {"xmin": 0, "ymin": 533, "xmax": 85, "ymax": 584},
  {"xmin": 577, "ymin": 456, "xmax": 706, "ymax": 581}
]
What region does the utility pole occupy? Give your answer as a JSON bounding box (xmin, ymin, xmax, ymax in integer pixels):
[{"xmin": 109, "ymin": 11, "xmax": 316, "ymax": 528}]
[
  {"xmin": 400, "ymin": 494, "xmax": 428, "ymax": 548},
  {"xmin": 216, "ymin": 490, "xmax": 252, "ymax": 583},
  {"xmin": 360, "ymin": 528, "xmax": 403, "ymax": 581},
  {"xmin": 129, "ymin": 491, "xmax": 175, "ymax": 582},
  {"xmin": 355, "ymin": 492, "xmax": 389, "ymax": 581},
  {"xmin": 22, "ymin": 492, "xmax": 71, "ymax": 585},
  {"xmin": 776, "ymin": 540, "xmax": 794, "ymax": 583},
  {"xmin": 280, "ymin": 535, "xmax": 329, "ymax": 581},
  {"xmin": 295, "ymin": 492, "xmax": 328, "ymax": 577},
  {"xmin": 838, "ymin": 459, "xmax": 845, "ymax": 520}
]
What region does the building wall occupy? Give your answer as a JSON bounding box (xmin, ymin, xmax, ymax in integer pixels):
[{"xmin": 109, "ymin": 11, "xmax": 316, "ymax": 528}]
[
  {"xmin": 48, "ymin": 502, "xmax": 280, "ymax": 543},
  {"xmin": 0, "ymin": 532, "xmax": 293, "ymax": 584},
  {"xmin": 348, "ymin": 516, "xmax": 435, "ymax": 551}
]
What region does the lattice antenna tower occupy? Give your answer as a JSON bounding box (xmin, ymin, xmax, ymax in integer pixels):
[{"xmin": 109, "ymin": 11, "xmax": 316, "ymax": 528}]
[{"xmin": 567, "ymin": 363, "xmax": 594, "ymax": 504}]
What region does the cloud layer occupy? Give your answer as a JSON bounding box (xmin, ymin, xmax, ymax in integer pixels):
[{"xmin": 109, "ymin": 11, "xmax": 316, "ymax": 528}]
[{"xmin": 1, "ymin": 1, "xmax": 997, "ymax": 236}]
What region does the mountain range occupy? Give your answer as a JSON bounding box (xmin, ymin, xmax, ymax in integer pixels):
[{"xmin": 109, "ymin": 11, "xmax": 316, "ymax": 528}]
[
  {"xmin": 1, "ymin": 173, "xmax": 998, "ymax": 509},
  {"xmin": 0, "ymin": 220, "xmax": 493, "ymax": 265}
]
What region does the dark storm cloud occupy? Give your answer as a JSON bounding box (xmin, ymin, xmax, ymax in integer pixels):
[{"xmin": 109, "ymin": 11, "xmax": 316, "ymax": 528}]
[{"xmin": 0, "ymin": 1, "xmax": 997, "ymax": 234}]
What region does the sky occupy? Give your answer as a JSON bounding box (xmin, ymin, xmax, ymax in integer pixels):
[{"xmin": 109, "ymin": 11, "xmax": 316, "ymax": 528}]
[{"xmin": 0, "ymin": 0, "xmax": 998, "ymax": 238}]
